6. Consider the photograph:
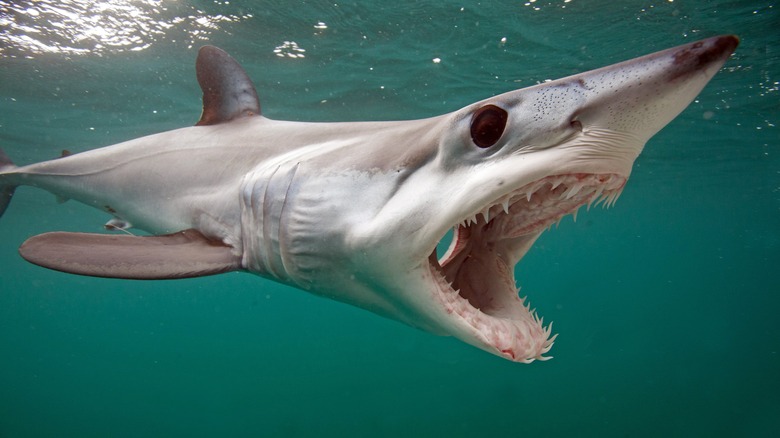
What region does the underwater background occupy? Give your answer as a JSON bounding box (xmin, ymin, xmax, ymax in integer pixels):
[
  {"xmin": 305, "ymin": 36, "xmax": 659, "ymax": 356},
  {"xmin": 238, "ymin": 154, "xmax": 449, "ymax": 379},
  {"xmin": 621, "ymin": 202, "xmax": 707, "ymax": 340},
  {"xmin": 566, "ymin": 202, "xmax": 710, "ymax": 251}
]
[{"xmin": 0, "ymin": 0, "xmax": 777, "ymax": 436}]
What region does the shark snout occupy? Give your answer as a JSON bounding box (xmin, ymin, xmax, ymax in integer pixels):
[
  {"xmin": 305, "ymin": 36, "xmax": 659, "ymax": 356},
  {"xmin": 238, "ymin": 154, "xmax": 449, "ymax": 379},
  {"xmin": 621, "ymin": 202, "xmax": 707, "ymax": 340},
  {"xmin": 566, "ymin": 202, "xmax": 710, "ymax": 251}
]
[{"xmin": 566, "ymin": 35, "xmax": 739, "ymax": 141}]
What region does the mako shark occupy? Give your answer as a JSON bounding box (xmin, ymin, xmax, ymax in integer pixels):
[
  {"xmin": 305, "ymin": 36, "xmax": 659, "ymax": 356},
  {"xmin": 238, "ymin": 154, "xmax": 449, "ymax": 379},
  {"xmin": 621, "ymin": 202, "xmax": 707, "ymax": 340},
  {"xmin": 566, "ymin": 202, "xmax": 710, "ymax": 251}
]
[{"xmin": 0, "ymin": 35, "xmax": 738, "ymax": 362}]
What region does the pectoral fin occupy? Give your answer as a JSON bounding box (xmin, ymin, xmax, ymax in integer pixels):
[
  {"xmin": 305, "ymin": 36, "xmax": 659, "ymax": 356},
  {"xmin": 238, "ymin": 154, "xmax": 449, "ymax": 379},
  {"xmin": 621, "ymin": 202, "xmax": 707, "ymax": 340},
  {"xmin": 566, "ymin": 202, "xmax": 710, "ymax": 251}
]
[{"xmin": 19, "ymin": 229, "xmax": 242, "ymax": 279}]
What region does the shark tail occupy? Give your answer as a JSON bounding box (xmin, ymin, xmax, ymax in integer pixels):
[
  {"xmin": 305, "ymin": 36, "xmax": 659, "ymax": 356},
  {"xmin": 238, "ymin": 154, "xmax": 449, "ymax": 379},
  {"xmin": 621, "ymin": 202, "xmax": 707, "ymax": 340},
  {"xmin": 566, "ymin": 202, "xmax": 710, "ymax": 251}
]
[{"xmin": 0, "ymin": 148, "xmax": 17, "ymax": 219}]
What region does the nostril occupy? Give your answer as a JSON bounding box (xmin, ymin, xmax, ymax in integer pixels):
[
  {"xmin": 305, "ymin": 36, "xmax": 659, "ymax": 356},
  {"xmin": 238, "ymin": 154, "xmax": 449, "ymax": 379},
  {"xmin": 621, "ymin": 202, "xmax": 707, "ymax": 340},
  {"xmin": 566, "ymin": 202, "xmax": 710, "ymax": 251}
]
[{"xmin": 570, "ymin": 119, "xmax": 583, "ymax": 131}]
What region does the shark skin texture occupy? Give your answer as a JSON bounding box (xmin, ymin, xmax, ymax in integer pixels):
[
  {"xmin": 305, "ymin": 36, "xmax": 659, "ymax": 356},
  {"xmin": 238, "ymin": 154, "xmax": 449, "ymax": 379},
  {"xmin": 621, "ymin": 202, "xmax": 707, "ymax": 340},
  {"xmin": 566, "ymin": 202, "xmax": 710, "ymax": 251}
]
[{"xmin": 0, "ymin": 35, "xmax": 738, "ymax": 362}]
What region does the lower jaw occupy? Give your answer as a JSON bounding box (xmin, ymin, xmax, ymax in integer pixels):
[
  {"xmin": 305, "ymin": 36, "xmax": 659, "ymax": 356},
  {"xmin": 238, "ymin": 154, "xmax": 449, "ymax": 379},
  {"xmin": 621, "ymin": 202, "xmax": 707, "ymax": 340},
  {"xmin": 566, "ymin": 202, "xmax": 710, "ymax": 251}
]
[{"xmin": 428, "ymin": 248, "xmax": 554, "ymax": 363}]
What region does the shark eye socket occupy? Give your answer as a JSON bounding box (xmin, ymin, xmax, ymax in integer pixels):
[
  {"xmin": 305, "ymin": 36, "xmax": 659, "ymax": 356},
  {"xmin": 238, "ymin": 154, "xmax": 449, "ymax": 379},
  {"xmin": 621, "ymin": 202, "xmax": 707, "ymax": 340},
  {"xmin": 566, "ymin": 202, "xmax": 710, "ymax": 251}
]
[{"xmin": 470, "ymin": 104, "xmax": 508, "ymax": 148}]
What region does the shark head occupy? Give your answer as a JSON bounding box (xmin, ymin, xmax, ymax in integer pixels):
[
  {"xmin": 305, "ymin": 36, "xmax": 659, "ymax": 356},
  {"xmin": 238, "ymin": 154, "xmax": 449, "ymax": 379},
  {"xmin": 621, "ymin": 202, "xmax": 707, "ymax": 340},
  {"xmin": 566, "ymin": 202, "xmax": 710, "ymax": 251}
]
[{"xmin": 270, "ymin": 35, "xmax": 738, "ymax": 362}]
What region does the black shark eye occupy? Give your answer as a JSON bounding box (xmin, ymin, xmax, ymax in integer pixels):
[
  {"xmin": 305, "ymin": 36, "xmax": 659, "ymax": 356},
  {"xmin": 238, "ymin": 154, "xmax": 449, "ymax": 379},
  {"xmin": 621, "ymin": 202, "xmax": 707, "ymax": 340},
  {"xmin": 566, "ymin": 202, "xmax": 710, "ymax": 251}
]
[{"xmin": 470, "ymin": 104, "xmax": 508, "ymax": 148}]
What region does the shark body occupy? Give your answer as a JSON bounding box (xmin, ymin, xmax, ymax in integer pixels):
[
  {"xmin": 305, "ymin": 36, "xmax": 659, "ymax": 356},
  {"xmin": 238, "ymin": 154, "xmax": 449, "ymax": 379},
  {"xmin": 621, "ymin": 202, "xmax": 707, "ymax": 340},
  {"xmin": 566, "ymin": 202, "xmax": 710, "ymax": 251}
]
[{"xmin": 0, "ymin": 36, "xmax": 738, "ymax": 362}]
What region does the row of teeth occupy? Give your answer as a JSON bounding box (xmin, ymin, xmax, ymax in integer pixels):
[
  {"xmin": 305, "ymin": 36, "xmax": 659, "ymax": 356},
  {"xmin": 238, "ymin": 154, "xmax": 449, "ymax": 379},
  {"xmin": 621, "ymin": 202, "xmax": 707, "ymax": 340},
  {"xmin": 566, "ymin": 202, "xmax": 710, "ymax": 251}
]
[
  {"xmin": 439, "ymin": 279, "xmax": 556, "ymax": 333},
  {"xmin": 438, "ymin": 277, "xmax": 558, "ymax": 361},
  {"xmin": 522, "ymin": 295, "xmax": 558, "ymax": 355},
  {"xmin": 543, "ymin": 188, "xmax": 625, "ymax": 231},
  {"xmin": 459, "ymin": 198, "xmax": 512, "ymax": 226},
  {"xmin": 459, "ymin": 174, "xmax": 625, "ymax": 228},
  {"xmin": 513, "ymin": 298, "xmax": 557, "ymax": 363}
]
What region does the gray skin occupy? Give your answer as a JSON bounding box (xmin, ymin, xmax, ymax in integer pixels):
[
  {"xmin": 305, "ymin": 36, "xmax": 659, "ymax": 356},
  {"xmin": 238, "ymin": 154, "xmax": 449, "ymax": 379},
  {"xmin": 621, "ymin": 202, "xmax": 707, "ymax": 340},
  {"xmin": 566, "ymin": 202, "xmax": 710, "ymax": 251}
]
[{"xmin": 0, "ymin": 36, "xmax": 738, "ymax": 362}]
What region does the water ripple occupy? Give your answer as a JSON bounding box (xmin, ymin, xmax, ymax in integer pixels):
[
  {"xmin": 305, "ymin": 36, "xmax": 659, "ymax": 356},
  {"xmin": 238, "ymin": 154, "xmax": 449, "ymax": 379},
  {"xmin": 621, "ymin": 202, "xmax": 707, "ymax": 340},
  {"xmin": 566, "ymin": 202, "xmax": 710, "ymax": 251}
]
[{"xmin": 0, "ymin": 0, "xmax": 253, "ymax": 58}]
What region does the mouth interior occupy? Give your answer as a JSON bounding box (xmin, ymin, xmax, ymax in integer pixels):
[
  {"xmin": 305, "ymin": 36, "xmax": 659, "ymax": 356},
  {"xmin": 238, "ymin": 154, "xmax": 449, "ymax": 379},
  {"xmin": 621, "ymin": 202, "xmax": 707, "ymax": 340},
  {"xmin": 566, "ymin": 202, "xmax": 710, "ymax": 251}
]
[{"xmin": 428, "ymin": 173, "xmax": 626, "ymax": 362}]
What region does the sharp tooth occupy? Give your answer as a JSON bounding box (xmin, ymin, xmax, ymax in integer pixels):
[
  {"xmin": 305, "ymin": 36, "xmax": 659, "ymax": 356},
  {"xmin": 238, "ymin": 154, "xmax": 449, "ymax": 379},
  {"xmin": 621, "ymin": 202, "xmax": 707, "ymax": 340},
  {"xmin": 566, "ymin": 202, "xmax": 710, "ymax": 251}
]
[
  {"xmin": 612, "ymin": 189, "xmax": 624, "ymax": 205},
  {"xmin": 572, "ymin": 207, "xmax": 579, "ymax": 222},
  {"xmin": 502, "ymin": 199, "xmax": 510, "ymax": 214},
  {"xmin": 588, "ymin": 186, "xmax": 605, "ymax": 210},
  {"xmin": 551, "ymin": 178, "xmax": 563, "ymax": 190},
  {"xmin": 526, "ymin": 191, "xmax": 533, "ymax": 202},
  {"xmin": 594, "ymin": 193, "xmax": 608, "ymax": 208},
  {"xmin": 565, "ymin": 183, "xmax": 584, "ymax": 199},
  {"xmin": 481, "ymin": 207, "xmax": 490, "ymax": 223}
]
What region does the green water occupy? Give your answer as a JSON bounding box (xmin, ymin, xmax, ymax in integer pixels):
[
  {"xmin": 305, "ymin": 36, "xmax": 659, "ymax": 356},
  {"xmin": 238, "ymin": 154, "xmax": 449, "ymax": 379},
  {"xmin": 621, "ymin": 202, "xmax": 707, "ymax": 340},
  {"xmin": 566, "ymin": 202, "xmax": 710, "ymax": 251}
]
[{"xmin": 0, "ymin": 1, "xmax": 778, "ymax": 436}]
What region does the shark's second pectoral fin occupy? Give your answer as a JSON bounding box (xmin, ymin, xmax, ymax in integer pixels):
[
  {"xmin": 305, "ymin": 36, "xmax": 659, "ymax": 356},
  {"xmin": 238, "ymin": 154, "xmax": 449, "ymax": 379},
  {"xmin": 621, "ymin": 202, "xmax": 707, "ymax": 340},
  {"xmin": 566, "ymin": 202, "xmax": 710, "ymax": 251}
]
[{"xmin": 19, "ymin": 229, "xmax": 242, "ymax": 279}]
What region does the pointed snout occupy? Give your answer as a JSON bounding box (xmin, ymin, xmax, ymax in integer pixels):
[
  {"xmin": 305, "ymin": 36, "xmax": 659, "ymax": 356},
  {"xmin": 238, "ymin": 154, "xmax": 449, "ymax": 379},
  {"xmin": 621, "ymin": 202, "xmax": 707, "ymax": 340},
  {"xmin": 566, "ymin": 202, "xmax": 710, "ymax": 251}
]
[{"xmin": 562, "ymin": 35, "xmax": 739, "ymax": 140}]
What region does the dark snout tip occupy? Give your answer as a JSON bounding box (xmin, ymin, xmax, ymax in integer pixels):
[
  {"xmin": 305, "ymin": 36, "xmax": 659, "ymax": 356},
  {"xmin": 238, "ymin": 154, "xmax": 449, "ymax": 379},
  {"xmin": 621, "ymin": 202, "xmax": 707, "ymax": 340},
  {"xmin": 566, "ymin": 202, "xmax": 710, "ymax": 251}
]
[
  {"xmin": 672, "ymin": 34, "xmax": 740, "ymax": 74},
  {"xmin": 699, "ymin": 34, "xmax": 740, "ymax": 67},
  {"xmin": 713, "ymin": 34, "xmax": 740, "ymax": 56}
]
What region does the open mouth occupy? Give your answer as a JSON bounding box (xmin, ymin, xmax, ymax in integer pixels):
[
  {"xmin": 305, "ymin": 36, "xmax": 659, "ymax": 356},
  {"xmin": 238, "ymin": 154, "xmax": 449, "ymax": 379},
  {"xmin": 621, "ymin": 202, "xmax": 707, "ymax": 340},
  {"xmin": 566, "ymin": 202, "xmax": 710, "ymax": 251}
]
[{"xmin": 428, "ymin": 173, "xmax": 626, "ymax": 362}]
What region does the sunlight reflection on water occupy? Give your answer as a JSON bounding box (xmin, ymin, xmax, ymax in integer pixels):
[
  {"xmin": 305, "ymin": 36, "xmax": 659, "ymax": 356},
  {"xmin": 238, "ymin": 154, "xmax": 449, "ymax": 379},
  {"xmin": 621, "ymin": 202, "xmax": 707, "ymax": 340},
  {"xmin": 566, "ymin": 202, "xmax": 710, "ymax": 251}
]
[{"xmin": 0, "ymin": 0, "xmax": 252, "ymax": 57}]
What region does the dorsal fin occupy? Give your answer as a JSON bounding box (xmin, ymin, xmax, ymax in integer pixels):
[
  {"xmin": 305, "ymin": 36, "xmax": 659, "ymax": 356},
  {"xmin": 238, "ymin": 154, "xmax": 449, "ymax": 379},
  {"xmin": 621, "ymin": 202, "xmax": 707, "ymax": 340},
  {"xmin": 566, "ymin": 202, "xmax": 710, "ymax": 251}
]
[{"xmin": 195, "ymin": 46, "xmax": 261, "ymax": 126}]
